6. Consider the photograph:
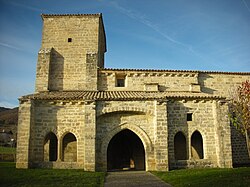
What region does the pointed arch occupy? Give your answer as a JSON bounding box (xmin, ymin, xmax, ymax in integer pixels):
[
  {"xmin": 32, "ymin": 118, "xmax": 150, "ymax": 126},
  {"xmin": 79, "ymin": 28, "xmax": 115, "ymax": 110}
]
[
  {"xmin": 191, "ymin": 130, "xmax": 204, "ymax": 159},
  {"xmin": 174, "ymin": 131, "xmax": 187, "ymax": 160},
  {"xmin": 44, "ymin": 132, "xmax": 58, "ymax": 161},
  {"xmin": 62, "ymin": 132, "xmax": 77, "ymax": 162},
  {"xmin": 101, "ymin": 123, "xmax": 152, "ymax": 171}
]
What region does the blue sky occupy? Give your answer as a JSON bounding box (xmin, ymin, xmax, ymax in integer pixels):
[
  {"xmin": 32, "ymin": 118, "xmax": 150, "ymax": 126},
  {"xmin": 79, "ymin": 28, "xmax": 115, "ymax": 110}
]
[{"xmin": 0, "ymin": 0, "xmax": 250, "ymax": 108}]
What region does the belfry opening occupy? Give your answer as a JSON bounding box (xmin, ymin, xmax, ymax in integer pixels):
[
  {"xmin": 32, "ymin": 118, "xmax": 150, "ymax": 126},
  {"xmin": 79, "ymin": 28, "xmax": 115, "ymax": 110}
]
[{"xmin": 107, "ymin": 129, "xmax": 145, "ymax": 171}]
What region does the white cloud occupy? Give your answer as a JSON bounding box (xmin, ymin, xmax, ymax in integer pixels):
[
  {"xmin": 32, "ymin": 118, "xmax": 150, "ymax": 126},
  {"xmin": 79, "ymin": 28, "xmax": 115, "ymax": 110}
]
[
  {"xmin": 242, "ymin": 0, "xmax": 250, "ymax": 13},
  {"xmin": 0, "ymin": 101, "xmax": 18, "ymax": 109}
]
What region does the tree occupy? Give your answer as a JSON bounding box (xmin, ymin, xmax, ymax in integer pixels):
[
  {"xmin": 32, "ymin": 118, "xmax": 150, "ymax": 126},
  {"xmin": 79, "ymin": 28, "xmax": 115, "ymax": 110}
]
[{"xmin": 228, "ymin": 80, "xmax": 250, "ymax": 158}]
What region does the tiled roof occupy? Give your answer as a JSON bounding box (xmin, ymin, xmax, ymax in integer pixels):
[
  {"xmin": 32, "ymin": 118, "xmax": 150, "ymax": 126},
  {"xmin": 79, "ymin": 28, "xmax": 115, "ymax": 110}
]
[
  {"xmin": 20, "ymin": 91, "xmax": 224, "ymax": 101},
  {"xmin": 100, "ymin": 68, "xmax": 250, "ymax": 75}
]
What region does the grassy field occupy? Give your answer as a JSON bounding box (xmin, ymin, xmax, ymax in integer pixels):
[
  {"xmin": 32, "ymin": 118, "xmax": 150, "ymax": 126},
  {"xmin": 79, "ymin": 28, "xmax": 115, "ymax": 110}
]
[
  {"xmin": 0, "ymin": 146, "xmax": 16, "ymax": 154},
  {"xmin": 152, "ymin": 167, "xmax": 250, "ymax": 187},
  {"xmin": 1, "ymin": 162, "xmax": 250, "ymax": 187},
  {"xmin": 0, "ymin": 162, "xmax": 105, "ymax": 187}
]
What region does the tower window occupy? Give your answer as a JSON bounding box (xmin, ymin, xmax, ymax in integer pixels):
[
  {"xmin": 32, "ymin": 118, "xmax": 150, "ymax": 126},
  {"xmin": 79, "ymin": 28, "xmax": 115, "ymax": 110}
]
[
  {"xmin": 187, "ymin": 113, "xmax": 193, "ymax": 121},
  {"xmin": 68, "ymin": 38, "xmax": 72, "ymax": 42}
]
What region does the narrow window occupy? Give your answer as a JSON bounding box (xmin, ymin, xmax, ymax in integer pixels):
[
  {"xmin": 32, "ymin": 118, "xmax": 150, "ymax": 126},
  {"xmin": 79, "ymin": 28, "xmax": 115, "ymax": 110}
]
[
  {"xmin": 187, "ymin": 113, "xmax": 193, "ymax": 121},
  {"xmin": 68, "ymin": 38, "xmax": 72, "ymax": 42}
]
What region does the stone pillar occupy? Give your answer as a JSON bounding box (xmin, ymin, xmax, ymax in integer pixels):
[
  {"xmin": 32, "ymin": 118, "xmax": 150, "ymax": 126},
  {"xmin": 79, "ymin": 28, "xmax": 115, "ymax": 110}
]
[
  {"xmin": 213, "ymin": 100, "xmax": 233, "ymax": 168},
  {"xmin": 85, "ymin": 53, "xmax": 98, "ymax": 91},
  {"xmin": 16, "ymin": 99, "xmax": 34, "ymax": 168},
  {"xmin": 84, "ymin": 101, "xmax": 96, "ymax": 171},
  {"xmin": 154, "ymin": 100, "xmax": 169, "ymax": 171},
  {"xmin": 35, "ymin": 48, "xmax": 52, "ymax": 92}
]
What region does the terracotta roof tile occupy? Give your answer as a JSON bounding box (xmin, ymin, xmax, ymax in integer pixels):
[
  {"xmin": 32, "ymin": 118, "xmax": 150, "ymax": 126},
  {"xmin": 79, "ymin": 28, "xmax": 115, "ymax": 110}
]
[
  {"xmin": 20, "ymin": 91, "xmax": 224, "ymax": 101},
  {"xmin": 100, "ymin": 68, "xmax": 250, "ymax": 75}
]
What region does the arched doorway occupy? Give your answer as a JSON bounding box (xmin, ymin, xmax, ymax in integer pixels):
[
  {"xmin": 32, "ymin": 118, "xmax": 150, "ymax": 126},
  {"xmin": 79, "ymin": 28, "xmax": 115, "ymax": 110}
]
[
  {"xmin": 107, "ymin": 129, "xmax": 145, "ymax": 171},
  {"xmin": 191, "ymin": 131, "xmax": 204, "ymax": 159},
  {"xmin": 62, "ymin": 133, "xmax": 77, "ymax": 162},
  {"xmin": 44, "ymin": 132, "xmax": 58, "ymax": 161},
  {"xmin": 174, "ymin": 131, "xmax": 187, "ymax": 160}
]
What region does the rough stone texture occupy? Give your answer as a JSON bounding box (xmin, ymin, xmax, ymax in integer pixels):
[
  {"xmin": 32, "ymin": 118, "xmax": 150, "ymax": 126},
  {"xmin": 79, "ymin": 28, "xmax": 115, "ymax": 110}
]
[{"xmin": 17, "ymin": 14, "xmax": 250, "ymax": 171}]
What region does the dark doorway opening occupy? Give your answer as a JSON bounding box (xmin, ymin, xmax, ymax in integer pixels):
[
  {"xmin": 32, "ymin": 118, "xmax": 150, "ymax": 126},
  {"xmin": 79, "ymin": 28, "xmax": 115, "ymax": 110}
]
[
  {"xmin": 174, "ymin": 131, "xmax": 187, "ymax": 160},
  {"xmin": 107, "ymin": 129, "xmax": 145, "ymax": 171}
]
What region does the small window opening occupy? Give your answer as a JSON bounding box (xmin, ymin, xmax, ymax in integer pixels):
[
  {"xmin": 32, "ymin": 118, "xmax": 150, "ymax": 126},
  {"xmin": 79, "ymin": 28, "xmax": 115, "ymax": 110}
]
[
  {"xmin": 116, "ymin": 74, "xmax": 126, "ymax": 87},
  {"xmin": 117, "ymin": 79, "xmax": 125, "ymax": 87},
  {"xmin": 187, "ymin": 113, "xmax": 193, "ymax": 121},
  {"xmin": 68, "ymin": 38, "xmax": 72, "ymax": 42}
]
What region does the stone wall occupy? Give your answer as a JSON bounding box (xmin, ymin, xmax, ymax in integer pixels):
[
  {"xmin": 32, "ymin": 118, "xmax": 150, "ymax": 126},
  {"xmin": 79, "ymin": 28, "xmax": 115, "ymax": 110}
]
[
  {"xmin": 98, "ymin": 70, "xmax": 199, "ymax": 92},
  {"xmin": 25, "ymin": 100, "xmax": 92, "ymax": 170},
  {"xmin": 95, "ymin": 100, "xmax": 155, "ymax": 171},
  {"xmin": 167, "ymin": 99, "xmax": 232, "ymax": 169},
  {"xmin": 199, "ymin": 73, "xmax": 250, "ymax": 97},
  {"xmin": 98, "ymin": 69, "xmax": 250, "ymax": 94}
]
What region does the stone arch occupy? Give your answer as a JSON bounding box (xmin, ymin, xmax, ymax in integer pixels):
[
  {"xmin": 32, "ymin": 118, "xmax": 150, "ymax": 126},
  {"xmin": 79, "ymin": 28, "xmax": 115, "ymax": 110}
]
[
  {"xmin": 97, "ymin": 106, "xmax": 153, "ymax": 117},
  {"xmin": 191, "ymin": 130, "xmax": 204, "ymax": 159},
  {"xmin": 44, "ymin": 131, "xmax": 58, "ymax": 161},
  {"xmin": 107, "ymin": 129, "xmax": 145, "ymax": 171},
  {"xmin": 174, "ymin": 131, "xmax": 187, "ymax": 160},
  {"xmin": 61, "ymin": 132, "xmax": 77, "ymax": 162},
  {"xmin": 101, "ymin": 123, "xmax": 153, "ymax": 171}
]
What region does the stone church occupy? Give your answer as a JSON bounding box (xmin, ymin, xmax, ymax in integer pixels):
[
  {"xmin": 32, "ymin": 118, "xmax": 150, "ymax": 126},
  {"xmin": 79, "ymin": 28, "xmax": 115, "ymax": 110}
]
[{"xmin": 16, "ymin": 14, "xmax": 250, "ymax": 171}]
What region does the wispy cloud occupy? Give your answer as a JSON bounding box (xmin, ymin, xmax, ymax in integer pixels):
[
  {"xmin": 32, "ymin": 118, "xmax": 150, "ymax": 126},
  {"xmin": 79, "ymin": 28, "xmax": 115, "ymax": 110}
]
[
  {"xmin": 0, "ymin": 42, "xmax": 23, "ymax": 51},
  {"xmin": 242, "ymin": 0, "xmax": 250, "ymax": 13},
  {"xmin": 108, "ymin": 1, "xmax": 207, "ymax": 61},
  {"xmin": 3, "ymin": 0, "xmax": 54, "ymax": 13}
]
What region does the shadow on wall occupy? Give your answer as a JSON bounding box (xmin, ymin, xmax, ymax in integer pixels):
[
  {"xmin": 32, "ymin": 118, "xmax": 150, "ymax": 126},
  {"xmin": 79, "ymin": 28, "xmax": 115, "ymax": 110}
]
[
  {"xmin": 230, "ymin": 123, "xmax": 250, "ymax": 167},
  {"xmin": 198, "ymin": 73, "xmax": 216, "ymax": 94},
  {"xmin": 49, "ymin": 49, "xmax": 64, "ymax": 91},
  {"xmin": 168, "ymin": 101, "xmax": 204, "ymax": 169},
  {"xmin": 42, "ymin": 106, "xmax": 77, "ymax": 165}
]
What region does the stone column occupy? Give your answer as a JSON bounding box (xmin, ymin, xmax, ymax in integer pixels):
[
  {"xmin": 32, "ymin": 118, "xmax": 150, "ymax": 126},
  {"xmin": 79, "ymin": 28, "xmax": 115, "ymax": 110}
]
[
  {"xmin": 84, "ymin": 101, "xmax": 96, "ymax": 171},
  {"xmin": 16, "ymin": 99, "xmax": 34, "ymax": 168},
  {"xmin": 85, "ymin": 53, "xmax": 98, "ymax": 91},
  {"xmin": 154, "ymin": 100, "xmax": 169, "ymax": 171},
  {"xmin": 213, "ymin": 100, "xmax": 233, "ymax": 168},
  {"xmin": 35, "ymin": 48, "xmax": 52, "ymax": 92}
]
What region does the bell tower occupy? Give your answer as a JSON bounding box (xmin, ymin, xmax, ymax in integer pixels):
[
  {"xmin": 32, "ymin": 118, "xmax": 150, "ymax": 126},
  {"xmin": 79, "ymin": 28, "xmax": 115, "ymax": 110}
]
[{"xmin": 35, "ymin": 14, "xmax": 106, "ymax": 92}]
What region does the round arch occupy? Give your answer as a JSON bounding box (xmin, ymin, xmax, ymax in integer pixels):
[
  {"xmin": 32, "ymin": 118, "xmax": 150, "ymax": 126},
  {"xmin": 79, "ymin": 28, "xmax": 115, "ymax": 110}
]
[
  {"xmin": 61, "ymin": 132, "xmax": 77, "ymax": 162},
  {"xmin": 97, "ymin": 106, "xmax": 154, "ymax": 117},
  {"xmin": 44, "ymin": 131, "xmax": 58, "ymax": 161}
]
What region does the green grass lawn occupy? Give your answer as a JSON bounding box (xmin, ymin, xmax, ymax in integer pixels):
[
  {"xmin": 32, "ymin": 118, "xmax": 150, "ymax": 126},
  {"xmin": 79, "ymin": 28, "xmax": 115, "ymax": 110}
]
[
  {"xmin": 0, "ymin": 146, "xmax": 16, "ymax": 154},
  {"xmin": 152, "ymin": 167, "xmax": 250, "ymax": 187},
  {"xmin": 0, "ymin": 162, "xmax": 105, "ymax": 187}
]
